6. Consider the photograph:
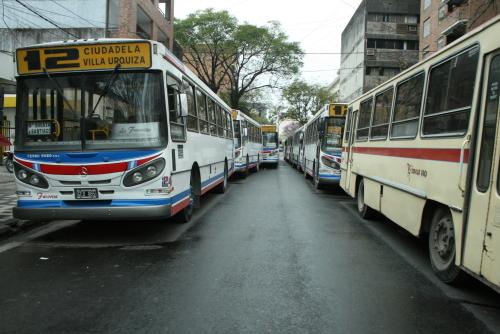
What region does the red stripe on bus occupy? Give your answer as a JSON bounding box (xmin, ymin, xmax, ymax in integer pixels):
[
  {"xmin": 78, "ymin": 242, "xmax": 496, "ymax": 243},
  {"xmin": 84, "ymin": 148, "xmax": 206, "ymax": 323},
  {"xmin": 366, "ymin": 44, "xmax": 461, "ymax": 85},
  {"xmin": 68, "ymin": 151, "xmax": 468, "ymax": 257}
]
[
  {"xmin": 14, "ymin": 158, "xmax": 34, "ymax": 169},
  {"xmin": 171, "ymin": 197, "xmax": 190, "ymax": 216},
  {"xmin": 201, "ymin": 178, "xmax": 223, "ymax": 195},
  {"xmin": 352, "ymin": 147, "xmax": 469, "ymax": 163},
  {"xmin": 137, "ymin": 154, "xmax": 161, "ymax": 166},
  {"xmin": 39, "ymin": 162, "xmax": 129, "ymax": 175}
]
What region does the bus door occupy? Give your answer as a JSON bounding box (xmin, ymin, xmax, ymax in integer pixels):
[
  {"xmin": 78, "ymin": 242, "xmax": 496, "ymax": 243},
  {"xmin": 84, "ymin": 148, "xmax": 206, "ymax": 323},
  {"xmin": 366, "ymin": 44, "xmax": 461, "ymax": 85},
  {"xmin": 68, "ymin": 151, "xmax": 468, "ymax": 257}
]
[
  {"xmin": 344, "ymin": 109, "xmax": 358, "ymax": 193},
  {"xmin": 464, "ymin": 52, "xmax": 500, "ymax": 287}
]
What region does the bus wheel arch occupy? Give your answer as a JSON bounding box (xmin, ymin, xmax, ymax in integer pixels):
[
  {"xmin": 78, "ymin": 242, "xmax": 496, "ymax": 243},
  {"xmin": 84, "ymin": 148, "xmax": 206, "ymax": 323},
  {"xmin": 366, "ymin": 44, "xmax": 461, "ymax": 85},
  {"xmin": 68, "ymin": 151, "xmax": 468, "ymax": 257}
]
[
  {"xmin": 427, "ymin": 205, "xmax": 465, "ymax": 284},
  {"xmin": 214, "ymin": 159, "xmax": 228, "ymax": 194},
  {"xmin": 190, "ymin": 163, "xmax": 201, "ymax": 208},
  {"xmin": 356, "ymin": 178, "xmax": 376, "ymax": 219}
]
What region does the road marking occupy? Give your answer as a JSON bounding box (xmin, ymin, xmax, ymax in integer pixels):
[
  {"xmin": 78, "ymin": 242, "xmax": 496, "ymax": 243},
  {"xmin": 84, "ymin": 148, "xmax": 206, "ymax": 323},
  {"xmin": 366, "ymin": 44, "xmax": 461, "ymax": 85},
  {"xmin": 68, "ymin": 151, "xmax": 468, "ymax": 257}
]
[{"xmin": 0, "ymin": 220, "xmax": 79, "ymax": 254}]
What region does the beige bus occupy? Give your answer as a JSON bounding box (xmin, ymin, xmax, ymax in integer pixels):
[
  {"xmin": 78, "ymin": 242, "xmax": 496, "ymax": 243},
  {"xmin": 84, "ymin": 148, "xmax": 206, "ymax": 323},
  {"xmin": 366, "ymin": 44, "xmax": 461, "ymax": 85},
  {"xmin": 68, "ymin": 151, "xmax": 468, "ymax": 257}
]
[{"xmin": 341, "ymin": 16, "xmax": 500, "ymax": 291}]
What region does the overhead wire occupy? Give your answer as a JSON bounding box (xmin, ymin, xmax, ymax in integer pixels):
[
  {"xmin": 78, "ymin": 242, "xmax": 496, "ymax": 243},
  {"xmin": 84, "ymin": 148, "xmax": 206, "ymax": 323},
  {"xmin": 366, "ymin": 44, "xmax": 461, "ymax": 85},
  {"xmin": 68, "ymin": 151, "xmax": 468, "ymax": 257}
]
[{"xmin": 12, "ymin": 0, "xmax": 80, "ymax": 39}]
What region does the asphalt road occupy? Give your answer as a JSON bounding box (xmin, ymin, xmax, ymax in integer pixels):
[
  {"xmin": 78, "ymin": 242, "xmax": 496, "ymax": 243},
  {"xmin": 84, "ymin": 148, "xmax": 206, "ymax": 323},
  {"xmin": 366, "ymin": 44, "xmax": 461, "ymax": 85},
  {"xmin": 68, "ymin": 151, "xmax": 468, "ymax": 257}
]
[{"xmin": 0, "ymin": 161, "xmax": 498, "ymax": 333}]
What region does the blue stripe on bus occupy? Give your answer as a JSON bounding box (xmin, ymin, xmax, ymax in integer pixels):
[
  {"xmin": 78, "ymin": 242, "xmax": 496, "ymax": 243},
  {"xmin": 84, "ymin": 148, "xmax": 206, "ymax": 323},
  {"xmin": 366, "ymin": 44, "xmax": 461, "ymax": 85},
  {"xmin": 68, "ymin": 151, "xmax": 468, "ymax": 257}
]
[
  {"xmin": 202, "ymin": 173, "xmax": 224, "ymax": 188},
  {"xmin": 319, "ymin": 174, "xmax": 340, "ymax": 179},
  {"xmin": 15, "ymin": 150, "xmax": 161, "ymax": 164}
]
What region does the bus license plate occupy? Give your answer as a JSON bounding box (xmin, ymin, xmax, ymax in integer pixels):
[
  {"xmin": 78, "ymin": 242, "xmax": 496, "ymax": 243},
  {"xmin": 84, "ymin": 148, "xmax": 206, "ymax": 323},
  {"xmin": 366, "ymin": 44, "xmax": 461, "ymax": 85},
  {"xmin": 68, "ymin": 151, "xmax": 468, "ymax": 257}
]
[{"xmin": 75, "ymin": 188, "xmax": 98, "ymax": 200}]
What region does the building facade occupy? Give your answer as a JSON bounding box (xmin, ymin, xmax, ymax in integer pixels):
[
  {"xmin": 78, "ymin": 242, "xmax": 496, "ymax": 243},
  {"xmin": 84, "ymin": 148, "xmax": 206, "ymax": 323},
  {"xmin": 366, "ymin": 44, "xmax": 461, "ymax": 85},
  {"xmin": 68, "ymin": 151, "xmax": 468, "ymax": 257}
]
[
  {"xmin": 339, "ymin": 0, "xmax": 420, "ymax": 103},
  {"xmin": 0, "ymin": 0, "xmax": 174, "ymax": 53},
  {"xmin": 420, "ymin": 0, "xmax": 500, "ymax": 60}
]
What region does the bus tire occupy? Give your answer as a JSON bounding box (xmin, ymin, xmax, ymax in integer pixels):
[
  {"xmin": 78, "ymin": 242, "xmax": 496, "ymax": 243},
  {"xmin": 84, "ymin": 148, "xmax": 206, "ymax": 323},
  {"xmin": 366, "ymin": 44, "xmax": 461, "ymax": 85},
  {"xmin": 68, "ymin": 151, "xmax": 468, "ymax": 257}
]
[
  {"xmin": 313, "ymin": 161, "xmax": 322, "ymax": 189},
  {"xmin": 428, "ymin": 208, "xmax": 464, "ymax": 283},
  {"xmin": 176, "ymin": 168, "xmax": 200, "ymax": 223},
  {"xmin": 242, "ymin": 156, "xmax": 250, "ymax": 178},
  {"xmin": 251, "ymin": 156, "xmax": 260, "ymax": 172},
  {"xmin": 214, "ymin": 162, "xmax": 228, "ymax": 194},
  {"xmin": 357, "ymin": 179, "xmax": 375, "ymax": 219}
]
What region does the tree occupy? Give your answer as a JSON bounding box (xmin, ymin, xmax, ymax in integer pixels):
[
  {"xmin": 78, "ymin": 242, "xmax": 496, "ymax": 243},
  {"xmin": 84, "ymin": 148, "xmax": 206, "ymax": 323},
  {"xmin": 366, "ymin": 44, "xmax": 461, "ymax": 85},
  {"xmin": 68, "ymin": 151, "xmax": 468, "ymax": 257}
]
[
  {"xmin": 175, "ymin": 10, "xmax": 303, "ymax": 108},
  {"xmin": 225, "ymin": 22, "xmax": 303, "ymax": 108},
  {"xmin": 174, "ymin": 9, "xmax": 237, "ymax": 94},
  {"xmin": 280, "ymin": 120, "xmax": 301, "ymax": 141},
  {"xmin": 280, "ymin": 80, "xmax": 335, "ymax": 125}
]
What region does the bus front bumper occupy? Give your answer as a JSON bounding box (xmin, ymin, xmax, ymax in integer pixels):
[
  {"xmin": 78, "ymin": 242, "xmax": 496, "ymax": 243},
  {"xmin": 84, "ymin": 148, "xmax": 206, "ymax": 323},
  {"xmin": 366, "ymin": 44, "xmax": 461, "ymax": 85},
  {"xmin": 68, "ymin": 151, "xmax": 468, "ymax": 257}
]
[
  {"xmin": 13, "ymin": 203, "xmax": 172, "ymax": 221},
  {"xmin": 318, "ymin": 174, "xmax": 341, "ymax": 185}
]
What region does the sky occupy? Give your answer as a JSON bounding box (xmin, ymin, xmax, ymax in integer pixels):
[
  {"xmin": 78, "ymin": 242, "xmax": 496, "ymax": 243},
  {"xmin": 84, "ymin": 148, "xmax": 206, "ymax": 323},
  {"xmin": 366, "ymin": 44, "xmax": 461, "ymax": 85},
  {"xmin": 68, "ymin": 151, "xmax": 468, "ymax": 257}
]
[{"xmin": 174, "ymin": 0, "xmax": 362, "ymax": 87}]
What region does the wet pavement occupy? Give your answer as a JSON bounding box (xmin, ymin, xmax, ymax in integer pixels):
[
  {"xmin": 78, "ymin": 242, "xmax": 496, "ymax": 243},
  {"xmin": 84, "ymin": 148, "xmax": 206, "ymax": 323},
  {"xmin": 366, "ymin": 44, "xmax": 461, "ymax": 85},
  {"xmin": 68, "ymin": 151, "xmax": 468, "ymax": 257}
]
[{"xmin": 0, "ymin": 161, "xmax": 498, "ymax": 333}]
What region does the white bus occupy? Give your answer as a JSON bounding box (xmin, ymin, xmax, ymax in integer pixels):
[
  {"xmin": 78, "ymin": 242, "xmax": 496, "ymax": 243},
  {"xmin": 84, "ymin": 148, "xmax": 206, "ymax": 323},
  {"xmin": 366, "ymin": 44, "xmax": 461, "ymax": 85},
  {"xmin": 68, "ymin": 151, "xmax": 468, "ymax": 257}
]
[
  {"xmin": 289, "ymin": 126, "xmax": 304, "ymax": 170},
  {"xmin": 232, "ymin": 110, "xmax": 262, "ymax": 176},
  {"xmin": 261, "ymin": 125, "xmax": 279, "ymax": 168},
  {"xmin": 12, "ymin": 39, "xmax": 234, "ymax": 223},
  {"xmin": 303, "ymin": 103, "xmax": 347, "ymax": 188},
  {"xmin": 341, "ymin": 16, "xmax": 500, "ymax": 291}
]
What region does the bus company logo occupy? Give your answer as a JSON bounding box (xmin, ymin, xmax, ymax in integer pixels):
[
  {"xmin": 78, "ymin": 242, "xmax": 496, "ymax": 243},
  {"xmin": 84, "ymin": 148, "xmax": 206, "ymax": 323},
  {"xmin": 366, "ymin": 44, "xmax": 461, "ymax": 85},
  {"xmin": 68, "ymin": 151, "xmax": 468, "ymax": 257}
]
[
  {"xmin": 37, "ymin": 193, "xmax": 58, "ymax": 200},
  {"xmin": 407, "ymin": 163, "xmax": 428, "ymax": 178},
  {"xmin": 80, "ymin": 166, "xmax": 89, "ymax": 176}
]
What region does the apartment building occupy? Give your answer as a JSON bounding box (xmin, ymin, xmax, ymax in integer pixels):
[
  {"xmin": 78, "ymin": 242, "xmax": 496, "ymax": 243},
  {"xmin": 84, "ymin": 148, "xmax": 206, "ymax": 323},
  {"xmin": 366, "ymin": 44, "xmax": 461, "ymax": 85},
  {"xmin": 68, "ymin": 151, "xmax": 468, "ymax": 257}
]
[
  {"xmin": 339, "ymin": 0, "xmax": 420, "ymax": 103},
  {"xmin": 420, "ymin": 0, "xmax": 499, "ymax": 59},
  {"xmin": 0, "ymin": 0, "xmax": 174, "ymax": 53}
]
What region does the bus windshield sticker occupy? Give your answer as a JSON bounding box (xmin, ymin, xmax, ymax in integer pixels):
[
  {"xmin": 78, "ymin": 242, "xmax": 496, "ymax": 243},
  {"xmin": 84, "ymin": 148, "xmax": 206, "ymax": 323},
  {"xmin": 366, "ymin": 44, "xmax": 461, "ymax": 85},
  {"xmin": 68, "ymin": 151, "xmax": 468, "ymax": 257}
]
[
  {"xmin": 111, "ymin": 122, "xmax": 160, "ymax": 140},
  {"xmin": 17, "ymin": 42, "xmax": 152, "ymax": 75},
  {"xmin": 26, "ymin": 120, "xmax": 59, "ymax": 139}
]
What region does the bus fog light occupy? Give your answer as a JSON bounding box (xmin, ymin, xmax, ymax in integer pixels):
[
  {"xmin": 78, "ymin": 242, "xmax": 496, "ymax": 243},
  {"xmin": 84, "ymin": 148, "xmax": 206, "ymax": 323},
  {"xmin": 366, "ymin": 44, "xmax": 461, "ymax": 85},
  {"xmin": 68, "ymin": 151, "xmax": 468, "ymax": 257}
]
[
  {"xmin": 146, "ymin": 165, "xmax": 157, "ymax": 178},
  {"xmin": 29, "ymin": 175, "xmax": 40, "ymax": 185},
  {"xmin": 133, "ymin": 172, "xmax": 143, "ymax": 183},
  {"xmin": 18, "ymin": 169, "xmax": 29, "ymax": 180},
  {"xmin": 16, "ymin": 190, "xmax": 32, "ymax": 197}
]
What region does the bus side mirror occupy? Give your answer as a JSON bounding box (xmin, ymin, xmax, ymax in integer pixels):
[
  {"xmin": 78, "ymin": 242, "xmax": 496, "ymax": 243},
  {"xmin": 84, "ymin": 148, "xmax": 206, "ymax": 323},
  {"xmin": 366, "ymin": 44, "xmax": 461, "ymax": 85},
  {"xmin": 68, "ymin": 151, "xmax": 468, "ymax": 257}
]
[{"xmin": 179, "ymin": 93, "xmax": 188, "ymax": 117}]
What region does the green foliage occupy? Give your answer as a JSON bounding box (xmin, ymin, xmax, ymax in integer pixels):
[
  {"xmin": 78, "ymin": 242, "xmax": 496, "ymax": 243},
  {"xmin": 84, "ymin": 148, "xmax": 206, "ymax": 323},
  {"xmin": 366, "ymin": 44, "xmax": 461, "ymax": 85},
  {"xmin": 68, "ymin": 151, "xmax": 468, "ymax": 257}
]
[
  {"xmin": 174, "ymin": 9, "xmax": 237, "ymax": 93},
  {"xmin": 280, "ymin": 80, "xmax": 335, "ymax": 125},
  {"xmin": 175, "ymin": 10, "xmax": 303, "ymax": 109}
]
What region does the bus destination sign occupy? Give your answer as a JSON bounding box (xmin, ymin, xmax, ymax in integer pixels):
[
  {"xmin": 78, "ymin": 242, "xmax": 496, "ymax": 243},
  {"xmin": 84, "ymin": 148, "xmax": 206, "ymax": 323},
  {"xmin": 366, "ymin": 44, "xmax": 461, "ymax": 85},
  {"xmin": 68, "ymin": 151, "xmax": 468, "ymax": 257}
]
[{"xmin": 16, "ymin": 42, "xmax": 152, "ymax": 75}]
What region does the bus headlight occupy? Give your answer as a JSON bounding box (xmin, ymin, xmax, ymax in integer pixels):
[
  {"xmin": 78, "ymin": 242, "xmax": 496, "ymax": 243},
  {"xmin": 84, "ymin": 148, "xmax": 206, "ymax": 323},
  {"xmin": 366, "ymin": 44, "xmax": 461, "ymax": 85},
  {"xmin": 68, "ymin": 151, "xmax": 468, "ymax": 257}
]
[
  {"xmin": 14, "ymin": 163, "xmax": 49, "ymax": 189},
  {"xmin": 321, "ymin": 156, "xmax": 340, "ymax": 169},
  {"xmin": 123, "ymin": 158, "xmax": 165, "ymax": 187}
]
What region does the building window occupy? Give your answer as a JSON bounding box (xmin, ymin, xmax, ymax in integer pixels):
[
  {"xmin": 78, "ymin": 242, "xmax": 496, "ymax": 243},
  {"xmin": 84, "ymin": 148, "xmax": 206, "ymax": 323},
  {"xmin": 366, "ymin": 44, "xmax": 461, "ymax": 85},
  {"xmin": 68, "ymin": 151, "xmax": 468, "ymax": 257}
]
[
  {"xmin": 423, "ymin": 18, "xmax": 430, "ymax": 38},
  {"xmin": 422, "ymin": 46, "xmax": 430, "ymax": 59},
  {"xmin": 424, "ymin": 0, "xmax": 431, "ymax": 10},
  {"xmin": 136, "ymin": 6, "xmax": 152, "ymax": 39},
  {"xmin": 405, "ymin": 16, "xmax": 418, "ymax": 24}
]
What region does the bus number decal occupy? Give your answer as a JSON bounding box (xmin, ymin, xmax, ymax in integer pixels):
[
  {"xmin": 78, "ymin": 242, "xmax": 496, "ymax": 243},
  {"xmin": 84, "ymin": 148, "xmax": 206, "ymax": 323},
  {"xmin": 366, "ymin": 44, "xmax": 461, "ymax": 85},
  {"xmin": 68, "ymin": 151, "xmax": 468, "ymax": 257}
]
[{"xmin": 44, "ymin": 48, "xmax": 80, "ymax": 69}]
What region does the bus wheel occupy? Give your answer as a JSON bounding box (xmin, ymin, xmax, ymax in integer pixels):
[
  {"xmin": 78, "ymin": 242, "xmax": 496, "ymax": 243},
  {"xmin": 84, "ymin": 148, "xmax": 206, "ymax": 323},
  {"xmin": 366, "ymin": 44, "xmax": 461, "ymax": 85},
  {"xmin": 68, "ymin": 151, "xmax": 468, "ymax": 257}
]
[
  {"xmin": 252, "ymin": 156, "xmax": 260, "ymax": 172},
  {"xmin": 357, "ymin": 179, "xmax": 375, "ymax": 219},
  {"xmin": 214, "ymin": 163, "xmax": 228, "ymax": 194},
  {"xmin": 242, "ymin": 156, "xmax": 250, "ymax": 178},
  {"xmin": 313, "ymin": 162, "xmax": 322, "ymax": 189},
  {"xmin": 428, "ymin": 208, "xmax": 464, "ymax": 283},
  {"xmin": 176, "ymin": 170, "xmax": 199, "ymax": 223}
]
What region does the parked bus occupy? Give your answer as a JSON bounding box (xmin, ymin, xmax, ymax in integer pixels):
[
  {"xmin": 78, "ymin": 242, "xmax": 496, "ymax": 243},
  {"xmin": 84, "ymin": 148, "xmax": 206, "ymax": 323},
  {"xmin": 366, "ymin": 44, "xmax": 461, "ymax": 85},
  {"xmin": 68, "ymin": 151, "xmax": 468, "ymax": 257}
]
[
  {"xmin": 12, "ymin": 39, "xmax": 234, "ymax": 223},
  {"xmin": 303, "ymin": 103, "xmax": 347, "ymax": 188},
  {"xmin": 261, "ymin": 125, "xmax": 279, "ymax": 168},
  {"xmin": 290, "ymin": 126, "xmax": 304, "ymax": 170},
  {"xmin": 232, "ymin": 110, "xmax": 262, "ymax": 176},
  {"xmin": 341, "ymin": 17, "xmax": 500, "ymax": 291}
]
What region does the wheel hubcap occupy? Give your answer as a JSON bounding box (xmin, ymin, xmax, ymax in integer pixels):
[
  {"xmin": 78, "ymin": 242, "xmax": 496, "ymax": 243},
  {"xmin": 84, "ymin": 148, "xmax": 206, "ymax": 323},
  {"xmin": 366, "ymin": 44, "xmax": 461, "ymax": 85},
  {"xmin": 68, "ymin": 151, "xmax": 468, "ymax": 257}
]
[{"xmin": 432, "ymin": 217, "xmax": 454, "ymax": 261}]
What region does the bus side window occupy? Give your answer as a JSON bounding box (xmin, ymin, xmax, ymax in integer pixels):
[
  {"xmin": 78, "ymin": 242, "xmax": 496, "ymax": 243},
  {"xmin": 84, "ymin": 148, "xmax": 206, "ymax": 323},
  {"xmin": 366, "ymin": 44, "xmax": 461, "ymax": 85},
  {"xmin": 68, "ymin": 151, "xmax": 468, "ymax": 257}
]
[
  {"xmin": 391, "ymin": 72, "xmax": 425, "ymax": 139},
  {"xmin": 423, "ymin": 46, "xmax": 479, "ymax": 136},
  {"xmin": 167, "ymin": 75, "xmax": 186, "ymax": 141},
  {"xmin": 183, "ymin": 81, "xmax": 198, "ymax": 132},
  {"xmin": 357, "ymin": 98, "xmax": 373, "ymax": 141},
  {"xmin": 196, "ymin": 89, "xmax": 209, "ymax": 134}
]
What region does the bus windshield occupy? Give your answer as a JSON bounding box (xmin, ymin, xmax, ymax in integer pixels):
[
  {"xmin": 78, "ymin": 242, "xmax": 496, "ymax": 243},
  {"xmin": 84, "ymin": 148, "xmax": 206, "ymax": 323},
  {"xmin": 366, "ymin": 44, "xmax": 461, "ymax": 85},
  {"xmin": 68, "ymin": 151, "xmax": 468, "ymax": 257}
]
[
  {"xmin": 322, "ymin": 117, "xmax": 345, "ymax": 152},
  {"xmin": 263, "ymin": 132, "xmax": 278, "ymax": 148},
  {"xmin": 15, "ymin": 70, "xmax": 166, "ymax": 152}
]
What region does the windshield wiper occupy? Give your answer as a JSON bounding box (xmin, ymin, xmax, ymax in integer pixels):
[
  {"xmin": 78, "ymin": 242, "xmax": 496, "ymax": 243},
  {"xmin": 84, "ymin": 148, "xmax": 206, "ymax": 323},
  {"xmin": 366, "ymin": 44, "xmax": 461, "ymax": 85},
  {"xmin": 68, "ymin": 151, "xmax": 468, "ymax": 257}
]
[
  {"xmin": 43, "ymin": 68, "xmax": 77, "ymax": 116},
  {"xmin": 91, "ymin": 64, "xmax": 121, "ymax": 115}
]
